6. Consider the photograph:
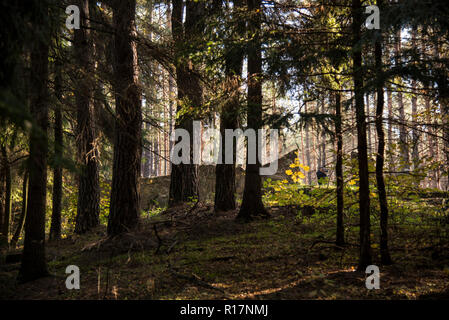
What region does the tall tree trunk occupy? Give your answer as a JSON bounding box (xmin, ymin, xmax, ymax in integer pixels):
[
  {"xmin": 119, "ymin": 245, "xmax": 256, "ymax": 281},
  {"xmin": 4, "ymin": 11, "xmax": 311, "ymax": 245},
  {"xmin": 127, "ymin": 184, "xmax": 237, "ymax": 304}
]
[
  {"xmin": 19, "ymin": 0, "xmax": 50, "ymax": 281},
  {"xmin": 305, "ymin": 103, "xmax": 312, "ymax": 184},
  {"xmin": 313, "ymin": 117, "xmax": 319, "ymax": 180},
  {"xmin": 169, "ymin": 0, "xmax": 203, "ymax": 206},
  {"xmin": 300, "ymin": 128, "xmax": 306, "ymax": 171},
  {"xmin": 164, "ymin": 80, "xmax": 169, "ymax": 176},
  {"xmin": 335, "ymin": 92, "xmax": 345, "ymax": 246},
  {"xmin": 425, "ymin": 94, "xmax": 437, "ymax": 187},
  {"xmin": 167, "ymin": 3, "xmax": 174, "ymax": 177},
  {"xmin": 142, "ymin": 122, "xmax": 151, "ymax": 178},
  {"xmin": 107, "ymin": 0, "xmax": 142, "ymax": 236},
  {"xmin": 237, "ymin": 0, "xmax": 269, "ymax": 221},
  {"xmin": 168, "ymin": 0, "xmax": 184, "ymax": 205},
  {"xmin": 4, "ymin": 148, "xmax": 11, "ymax": 245},
  {"xmin": 351, "ymin": 99, "xmax": 356, "ymax": 152},
  {"xmin": 395, "ymin": 30, "xmax": 409, "ymax": 170},
  {"xmin": 0, "ymin": 145, "xmax": 11, "ymax": 246},
  {"xmin": 431, "ymin": 43, "xmax": 442, "ymax": 189},
  {"xmin": 387, "ymin": 87, "xmax": 394, "ymax": 171},
  {"xmin": 366, "ymin": 94, "xmax": 372, "ymax": 154},
  {"xmin": 154, "ymin": 138, "xmax": 159, "ymax": 176},
  {"xmin": 149, "ymin": 140, "xmax": 154, "ymax": 176},
  {"xmin": 432, "ymin": 40, "xmax": 449, "ymax": 190},
  {"xmin": 321, "ymin": 99, "xmax": 326, "ymax": 168},
  {"xmin": 373, "ymin": 93, "xmax": 378, "ymax": 148},
  {"xmin": 142, "ymin": 1, "xmax": 154, "ymax": 179},
  {"xmin": 0, "ymin": 149, "xmax": 6, "ymax": 246},
  {"xmin": 215, "ymin": 0, "xmax": 244, "ymax": 212},
  {"xmin": 374, "ymin": 4, "xmax": 392, "ymax": 264},
  {"xmin": 436, "ymin": 72, "xmax": 449, "ymax": 191},
  {"xmin": 410, "ymin": 30, "xmax": 419, "ymax": 171},
  {"xmin": 442, "ymin": 96, "xmax": 449, "ymax": 191},
  {"xmin": 74, "ymin": 0, "xmax": 100, "ymax": 234},
  {"xmin": 384, "ymin": 44, "xmax": 394, "ymax": 171},
  {"xmin": 50, "ymin": 63, "xmax": 63, "ymax": 241},
  {"xmin": 411, "ymin": 81, "xmax": 419, "ymax": 170},
  {"xmin": 168, "ymin": 73, "xmax": 175, "ymax": 175},
  {"xmin": 11, "ymin": 170, "xmax": 28, "ymax": 247},
  {"xmin": 0, "ymin": 161, "xmax": 4, "ymax": 246},
  {"xmin": 352, "ymin": 0, "xmax": 372, "ymax": 270},
  {"xmin": 422, "ymin": 35, "xmax": 437, "ymax": 188}
]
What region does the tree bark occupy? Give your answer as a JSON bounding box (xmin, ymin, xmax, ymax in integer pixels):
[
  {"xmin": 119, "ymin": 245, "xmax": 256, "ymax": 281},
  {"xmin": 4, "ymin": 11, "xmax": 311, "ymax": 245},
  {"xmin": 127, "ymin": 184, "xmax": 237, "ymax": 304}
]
[
  {"xmin": 168, "ymin": 74, "xmax": 175, "ymax": 176},
  {"xmin": 141, "ymin": 1, "xmax": 154, "ymax": 179},
  {"xmin": 387, "ymin": 87, "xmax": 394, "ymax": 171},
  {"xmin": 335, "ymin": 92, "xmax": 345, "ymax": 246},
  {"xmin": 305, "ymin": 103, "xmax": 312, "ymax": 184},
  {"xmin": 215, "ymin": 0, "xmax": 244, "ymax": 212},
  {"xmin": 0, "ymin": 145, "xmax": 11, "ymax": 247},
  {"xmin": 366, "ymin": 94, "xmax": 372, "ymax": 154},
  {"xmin": 436, "ymin": 72, "xmax": 449, "ymax": 191},
  {"xmin": 395, "ymin": 30, "xmax": 409, "ymax": 170},
  {"xmin": 431, "ymin": 40, "xmax": 449, "ymax": 190},
  {"xmin": 11, "ymin": 170, "xmax": 28, "ymax": 247},
  {"xmin": 383, "ymin": 44, "xmax": 394, "ymax": 172},
  {"xmin": 433, "ymin": 44, "xmax": 442, "ymax": 189},
  {"xmin": 74, "ymin": 0, "xmax": 100, "ymax": 234},
  {"xmin": 107, "ymin": 0, "xmax": 142, "ymax": 236},
  {"xmin": 0, "ymin": 160, "xmax": 3, "ymax": 246},
  {"xmin": 425, "ymin": 94, "xmax": 437, "ymax": 188},
  {"xmin": 167, "ymin": 3, "xmax": 174, "ymax": 175},
  {"xmin": 352, "ymin": 0, "xmax": 372, "ymax": 270},
  {"xmin": 18, "ymin": 0, "xmax": 50, "ymax": 281},
  {"xmin": 50, "ymin": 63, "xmax": 63, "ymax": 241},
  {"xmin": 168, "ymin": 0, "xmax": 204, "ymax": 206},
  {"xmin": 421, "ymin": 34, "xmax": 437, "ymax": 188},
  {"xmin": 237, "ymin": 0, "xmax": 269, "ymax": 221},
  {"xmin": 410, "ymin": 30, "xmax": 419, "ymax": 171},
  {"xmin": 374, "ymin": 4, "xmax": 392, "ymax": 264},
  {"xmin": 321, "ymin": 99, "xmax": 326, "ymax": 168},
  {"xmin": 1, "ymin": 146, "xmax": 11, "ymax": 246}
]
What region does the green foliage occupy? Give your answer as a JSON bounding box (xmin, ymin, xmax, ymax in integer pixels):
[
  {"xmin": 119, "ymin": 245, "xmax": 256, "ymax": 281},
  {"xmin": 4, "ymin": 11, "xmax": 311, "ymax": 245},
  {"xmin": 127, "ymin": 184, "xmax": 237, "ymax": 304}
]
[
  {"xmin": 99, "ymin": 179, "xmax": 111, "ymax": 225},
  {"xmin": 264, "ymin": 178, "xmax": 311, "ymax": 207},
  {"xmin": 42, "ymin": 177, "xmax": 112, "ymax": 239},
  {"xmin": 143, "ymin": 200, "xmax": 166, "ymax": 219},
  {"xmin": 59, "ymin": 181, "xmax": 77, "ymax": 237},
  {"xmin": 262, "ymin": 151, "xmax": 449, "ymax": 243},
  {"xmin": 262, "ymin": 154, "xmax": 333, "ymax": 210}
]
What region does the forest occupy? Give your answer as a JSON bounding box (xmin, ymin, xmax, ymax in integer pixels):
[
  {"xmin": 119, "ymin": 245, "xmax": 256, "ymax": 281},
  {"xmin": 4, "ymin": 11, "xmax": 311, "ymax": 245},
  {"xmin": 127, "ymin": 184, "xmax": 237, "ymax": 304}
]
[{"xmin": 0, "ymin": 0, "xmax": 448, "ymax": 301}]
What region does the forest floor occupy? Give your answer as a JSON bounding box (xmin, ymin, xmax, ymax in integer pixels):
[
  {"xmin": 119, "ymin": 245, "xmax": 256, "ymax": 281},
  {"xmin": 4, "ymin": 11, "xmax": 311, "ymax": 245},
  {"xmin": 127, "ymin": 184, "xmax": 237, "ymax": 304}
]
[{"xmin": 1, "ymin": 202, "xmax": 449, "ymax": 300}]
